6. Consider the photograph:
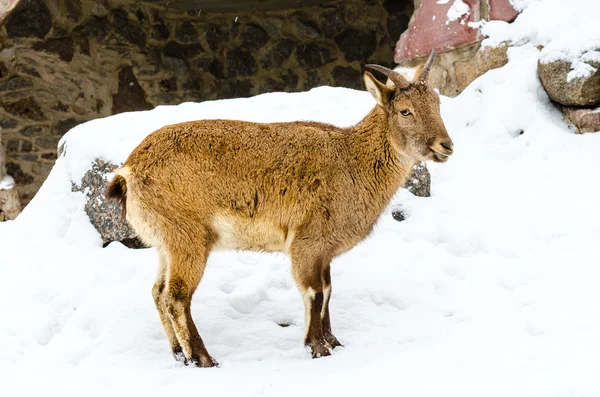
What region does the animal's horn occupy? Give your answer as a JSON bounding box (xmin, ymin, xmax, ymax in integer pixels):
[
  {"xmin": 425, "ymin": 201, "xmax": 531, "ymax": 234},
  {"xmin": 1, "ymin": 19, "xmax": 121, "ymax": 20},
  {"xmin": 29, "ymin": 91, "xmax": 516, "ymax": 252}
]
[
  {"xmin": 364, "ymin": 64, "xmax": 410, "ymax": 89},
  {"xmin": 418, "ymin": 50, "xmax": 436, "ymax": 81}
]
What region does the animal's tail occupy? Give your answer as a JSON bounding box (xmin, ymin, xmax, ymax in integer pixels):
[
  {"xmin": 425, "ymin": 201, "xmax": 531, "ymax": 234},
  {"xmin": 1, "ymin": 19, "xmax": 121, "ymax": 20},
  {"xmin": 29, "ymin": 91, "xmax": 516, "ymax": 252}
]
[{"xmin": 106, "ymin": 172, "xmax": 128, "ymax": 219}]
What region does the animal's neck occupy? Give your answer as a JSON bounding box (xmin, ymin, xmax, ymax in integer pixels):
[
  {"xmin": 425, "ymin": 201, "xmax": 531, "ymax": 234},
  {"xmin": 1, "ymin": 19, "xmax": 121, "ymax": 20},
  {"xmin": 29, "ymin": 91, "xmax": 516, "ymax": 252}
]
[{"xmin": 347, "ymin": 107, "xmax": 414, "ymax": 207}]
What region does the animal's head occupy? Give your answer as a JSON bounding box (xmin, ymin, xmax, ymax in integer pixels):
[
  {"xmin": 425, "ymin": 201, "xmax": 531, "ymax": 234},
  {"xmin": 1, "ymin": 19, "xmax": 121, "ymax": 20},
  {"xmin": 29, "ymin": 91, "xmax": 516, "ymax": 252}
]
[{"xmin": 363, "ymin": 51, "xmax": 453, "ymax": 163}]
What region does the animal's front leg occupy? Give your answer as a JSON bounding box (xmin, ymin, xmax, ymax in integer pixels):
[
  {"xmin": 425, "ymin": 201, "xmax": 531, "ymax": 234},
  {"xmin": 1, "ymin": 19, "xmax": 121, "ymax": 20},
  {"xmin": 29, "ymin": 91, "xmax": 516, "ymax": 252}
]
[{"xmin": 321, "ymin": 265, "xmax": 343, "ymax": 349}]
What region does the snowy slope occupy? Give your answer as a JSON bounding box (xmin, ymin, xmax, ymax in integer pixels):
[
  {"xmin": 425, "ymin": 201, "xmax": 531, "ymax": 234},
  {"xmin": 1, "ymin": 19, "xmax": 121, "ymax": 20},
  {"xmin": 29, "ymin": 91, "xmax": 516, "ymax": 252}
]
[{"xmin": 2, "ymin": 3, "xmax": 600, "ymax": 396}]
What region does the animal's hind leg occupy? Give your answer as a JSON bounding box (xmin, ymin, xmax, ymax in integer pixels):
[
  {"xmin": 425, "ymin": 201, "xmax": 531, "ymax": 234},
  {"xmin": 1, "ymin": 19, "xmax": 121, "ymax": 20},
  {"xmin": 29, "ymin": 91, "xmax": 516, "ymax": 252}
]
[
  {"xmin": 152, "ymin": 249, "xmax": 183, "ymax": 360},
  {"xmin": 321, "ymin": 265, "xmax": 342, "ymax": 349},
  {"xmin": 290, "ymin": 240, "xmax": 332, "ymax": 358},
  {"xmin": 164, "ymin": 240, "xmax": 217, "ymax": 368}
]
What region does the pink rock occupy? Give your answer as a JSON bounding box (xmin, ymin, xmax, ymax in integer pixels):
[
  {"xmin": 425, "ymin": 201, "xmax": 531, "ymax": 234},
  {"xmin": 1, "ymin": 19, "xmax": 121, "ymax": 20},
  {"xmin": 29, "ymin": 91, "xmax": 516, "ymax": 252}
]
[
  {"xmin": 394, "ymin": 0, "xmax": 519, "ymax": 63},
  {"xmin": 564, "ymin": 107, "xmax": 600, "ymax": 133},
  {"xmin": 489, "ymin": 0, "xmax": 518, "ymax": 21},
  {"xmin": 395, "ymin": 0, "xmax": 481, "ymax": 63}
]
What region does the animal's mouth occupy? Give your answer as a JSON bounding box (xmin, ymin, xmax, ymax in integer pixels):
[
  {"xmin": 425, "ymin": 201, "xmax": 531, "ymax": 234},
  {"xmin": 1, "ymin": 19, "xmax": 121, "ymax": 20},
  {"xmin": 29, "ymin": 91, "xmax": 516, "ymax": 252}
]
[{"xmin": 430, "ymin": 149, "xmax": 451, "ymax": 163}]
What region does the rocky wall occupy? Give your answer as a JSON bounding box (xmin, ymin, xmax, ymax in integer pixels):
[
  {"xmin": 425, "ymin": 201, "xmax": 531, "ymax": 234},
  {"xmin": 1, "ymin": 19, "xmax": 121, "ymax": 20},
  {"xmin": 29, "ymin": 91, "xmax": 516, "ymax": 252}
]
[{"xmin": 0, "ymin": 0, "xmax": 413, "ymax": 205}]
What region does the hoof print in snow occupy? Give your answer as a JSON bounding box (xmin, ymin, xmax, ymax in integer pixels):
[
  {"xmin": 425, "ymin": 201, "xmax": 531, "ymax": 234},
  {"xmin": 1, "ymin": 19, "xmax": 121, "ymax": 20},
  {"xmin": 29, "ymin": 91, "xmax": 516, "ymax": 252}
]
[{"xmin": 72, "ymin": 158, "xmax": 145, "ymax": 248}]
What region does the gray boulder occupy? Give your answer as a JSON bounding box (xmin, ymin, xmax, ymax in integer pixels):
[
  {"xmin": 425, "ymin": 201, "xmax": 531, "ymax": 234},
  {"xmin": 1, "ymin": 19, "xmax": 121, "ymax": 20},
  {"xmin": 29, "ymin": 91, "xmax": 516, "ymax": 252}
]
[
  {"xmin": 72, "ymin": 159, "xmax": 144, "ymax": 248},
  {"xmin": 538, "ymin": 55, "xmax": 600, "ymax": 106}
]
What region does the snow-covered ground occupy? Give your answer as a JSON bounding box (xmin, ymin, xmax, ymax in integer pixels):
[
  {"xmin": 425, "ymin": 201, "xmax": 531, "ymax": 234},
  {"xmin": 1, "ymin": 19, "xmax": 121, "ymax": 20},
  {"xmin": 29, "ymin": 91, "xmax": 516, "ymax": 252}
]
[{"xmin": 2, "ymin": 2, "xmax": 600, "ymax": 396}]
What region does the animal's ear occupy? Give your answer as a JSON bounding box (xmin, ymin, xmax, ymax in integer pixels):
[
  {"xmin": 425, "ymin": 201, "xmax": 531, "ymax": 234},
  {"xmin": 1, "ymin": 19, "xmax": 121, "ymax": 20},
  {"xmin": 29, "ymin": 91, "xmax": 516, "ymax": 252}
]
[{"xmin": 363, "ymin": 71, "xmax": 393, "ymax": 108}]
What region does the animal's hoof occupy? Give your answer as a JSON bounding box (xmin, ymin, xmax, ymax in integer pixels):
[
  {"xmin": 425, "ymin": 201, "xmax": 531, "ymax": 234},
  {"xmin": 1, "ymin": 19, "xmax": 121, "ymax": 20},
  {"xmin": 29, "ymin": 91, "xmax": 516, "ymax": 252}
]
[
  {"xmin": 324, "ymin": 333, "xmax": 343, "ymax": 349},
  {"xmin": 187, "ymin": 354, "xmax": 219, "ymax": 368},
  {"xmin": 308, "ymin": 341, "xmax": 332, "ymax": 359},
  {"xmin": 173, "ymin": 350, "xmax": 186, "ymax": 363}
]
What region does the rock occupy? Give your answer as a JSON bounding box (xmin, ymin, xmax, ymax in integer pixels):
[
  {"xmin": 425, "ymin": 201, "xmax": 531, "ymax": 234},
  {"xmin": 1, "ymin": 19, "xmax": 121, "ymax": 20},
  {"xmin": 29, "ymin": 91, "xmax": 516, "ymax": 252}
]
[
  {"xmin": 293, "ymin": 13, "xmax": 322, "ymax": 39},
  {"xmin": 296, "ymin": 42, "xmax": 335, "ymax": 69},
  {"xmin": 391, "ymin": 210, "xmax": 406, "ymax": 222},
  {"xmin": 204, "ymin": 24, "xmax": 229, "ymax": 51},
  {"xmin": 538, "ymin": 57, "xmax": 600, "ymax": 107},
  {"xmin": 334, "ymin": 28, "xmax": 377, "ymax": 62},
  {"xmin": 91, "ymin": 2, "xmax": 109, "ymax": 17},
  {"xmin": 175, "ymin": 21, "xmax": 198, "ymax": 43},
  {"xmin": 34, "ymin": 136, "xmax": 61, "ymax": 150},
  {"xmin": 111, "ymin": 66, "xmax": 154, "ymax": 114},
  {"xmin": 52, "ymin": 118, "xmax": 81, "ymax": 136},
  {"xmin": 395, "ymin": 0, "xmax": 481, "ymax": 63},
  {"xmin": 397, "ymin": 42, "xmax": 509, "ymax": 97},
  {"xmin": 73, "ymin": 159, "xmax": 144, "ymax": 248},
  {"xmin": 19, "ymin": 126, "xmax": 46, "ymax": 137},
  {"xmin": 32, "ymin": 37, "xmax": 75, "ymax": 62},
  {"xmin": 454, "ymin": 44, "xmax": 508, "ymax": 89},
  {"xmin": 85, "ymin": 15, "xmax": 110, "ymax": 39},
  {"xmin": 151, "ymin": 21, "xmax": 171, "ymax": 41},
  {"xmin": 0, "ymin": 176, "xmax": 22, "ymax": 221},
  {"xmin": 563, "ymin": 107, "xmax": 600, "ymax": 133},
  {"xmin": 332, "ymin": 65, "xmax": 362, "ymax": 89},
  {"xmin": 220, "ymin": 78, "xmax": 254, "ymax": 98},
  {"xmin": 6, "ymin": 162, "xmax": 33, "ymax": 185},
  {"xmin": 394, "ymin": 0, "xmax": 518, "ymax": 63},
  {"xmin": 0, "ymin": 61, "xmax": 9, "ymax": 79},
  {"xmin": 384, "ymin": 0, "xmax": 412, "ymax": 43},
  {"xmin": 404, "ymin": 162, "xmax": 431, "ymax": 197},
  {"xmin": 65, "ymin": 0, "xmax": 82, "ymax": 22},
  {"xmin": 6, "ymin": 139, "xmax": 32, "ymax": 153},
  {"xmin": 0, "ymin": 117, "xmax": 18, "ymax": 129},
  {"xmin": 0, "ymin": 77, "xmax": 33, "ymax": 91},
  {"xmin": 241, "ymin": 24, "xmax": 269, "ymax": 50},
  {"xmin": 489, "ymin": 0, "xmax": 519, "ymax": 21},
  {"xmin": 261, "ymin": 38, "xmax": 295, "ymax": 68},
  {"xmin": 2, "ymin": 97, "xmax": 46, "ymax": 121},
  {"xmin": 226, "ymin": 47, "xmax": 257, "ymax": 77},
  {"xmin": 5, "ymin": 0, "xmax": 52, "ymax": 39},
  {"xmin": 319, "ymin": 7, "xmax": 345, "ymax": 38},
  {"xmin": 111, "ymin": 8, "xmax": 146, "ymax": 46}
]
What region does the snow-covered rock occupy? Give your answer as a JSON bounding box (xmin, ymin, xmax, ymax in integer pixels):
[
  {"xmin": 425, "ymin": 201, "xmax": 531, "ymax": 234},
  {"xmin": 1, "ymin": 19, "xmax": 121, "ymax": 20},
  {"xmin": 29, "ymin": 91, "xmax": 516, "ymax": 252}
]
[
  {"xmin": 72, "ymin": 159, "xmax": 142, "ymax": 248},
  {"xmin": 394, "ymin": 0, "xmax": 518, "ymax": 63},
  {"xmin": 538, "ymin": 54, "xmax": 600, "ymax": 106}
]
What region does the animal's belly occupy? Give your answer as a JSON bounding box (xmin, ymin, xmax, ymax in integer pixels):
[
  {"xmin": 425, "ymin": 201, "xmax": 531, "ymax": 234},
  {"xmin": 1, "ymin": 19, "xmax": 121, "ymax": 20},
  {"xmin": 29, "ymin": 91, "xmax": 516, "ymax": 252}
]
[{"xmin": 212, "ymin": 214, "xmax": 293, "ymax": 253}]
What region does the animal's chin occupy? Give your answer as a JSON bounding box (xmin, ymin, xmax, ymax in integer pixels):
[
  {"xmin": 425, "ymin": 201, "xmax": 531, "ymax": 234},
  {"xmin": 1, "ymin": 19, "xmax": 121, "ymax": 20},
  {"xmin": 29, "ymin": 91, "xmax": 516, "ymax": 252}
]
[{"xmin": 429, "ymin": 150, "xmax": 450, "ymax": 163}]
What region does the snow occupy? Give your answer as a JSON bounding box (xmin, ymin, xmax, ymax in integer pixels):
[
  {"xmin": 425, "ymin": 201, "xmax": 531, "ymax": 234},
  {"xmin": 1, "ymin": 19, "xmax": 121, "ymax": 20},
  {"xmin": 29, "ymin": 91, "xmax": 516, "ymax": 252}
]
[
  {"xmin": 0, "ymin": 175, "xmax": 14, "ymax": 190},
  {"xmin": 483, "ymin": 0, "xmax": 600, "ymax": 81},
  {"xmin": 446, "ymin": 0, "xmax": 470, "ymax": 24},
  {"xmin": 2, "ymin": 4, "xmax": 600, "ymax": 397}
]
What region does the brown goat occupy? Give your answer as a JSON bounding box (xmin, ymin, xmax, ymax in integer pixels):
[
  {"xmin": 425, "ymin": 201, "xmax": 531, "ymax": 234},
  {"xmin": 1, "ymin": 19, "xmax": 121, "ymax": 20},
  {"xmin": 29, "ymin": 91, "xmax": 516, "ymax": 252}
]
[{"xmin": 106, "ymin": 51, "xmax": 453, "ymax": 367}]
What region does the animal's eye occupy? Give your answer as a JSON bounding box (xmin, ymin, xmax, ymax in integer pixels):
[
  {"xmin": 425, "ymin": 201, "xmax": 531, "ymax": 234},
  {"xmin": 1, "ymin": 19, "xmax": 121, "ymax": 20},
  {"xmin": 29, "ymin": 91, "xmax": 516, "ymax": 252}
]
[{"xmin": 400, "ymin": 109, "xmax": 412, "ymax": 116}]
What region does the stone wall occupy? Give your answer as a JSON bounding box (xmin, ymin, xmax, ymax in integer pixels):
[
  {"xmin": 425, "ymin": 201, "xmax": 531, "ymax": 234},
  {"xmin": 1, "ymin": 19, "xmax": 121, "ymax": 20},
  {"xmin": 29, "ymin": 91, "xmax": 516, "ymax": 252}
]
[{"xmin": 0, "ymin": 0, "xmax": 413, "ymax": 205}]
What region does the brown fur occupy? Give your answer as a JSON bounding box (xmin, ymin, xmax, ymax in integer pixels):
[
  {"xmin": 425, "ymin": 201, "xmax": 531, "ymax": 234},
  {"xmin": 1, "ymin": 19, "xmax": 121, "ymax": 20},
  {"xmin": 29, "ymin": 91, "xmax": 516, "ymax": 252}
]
[{"xmin": 106, "ymin": 60, "xmax": 453, "ymax": 366}]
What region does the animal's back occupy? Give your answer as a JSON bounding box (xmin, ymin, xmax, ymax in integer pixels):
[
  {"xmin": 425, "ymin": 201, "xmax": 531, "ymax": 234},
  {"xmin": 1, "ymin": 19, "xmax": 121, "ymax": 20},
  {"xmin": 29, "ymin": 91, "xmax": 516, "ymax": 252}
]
[{"xmin": 120, "ymin": 119, "xmax": 352, "ymax": 252}]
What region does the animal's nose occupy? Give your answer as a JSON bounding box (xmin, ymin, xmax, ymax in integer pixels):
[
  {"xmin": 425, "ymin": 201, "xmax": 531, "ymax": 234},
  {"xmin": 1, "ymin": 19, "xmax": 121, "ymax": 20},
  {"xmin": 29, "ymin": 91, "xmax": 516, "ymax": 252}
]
[{"xmin": 440, "ymin": 141, "xmax": 453, "ymax": 154}]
